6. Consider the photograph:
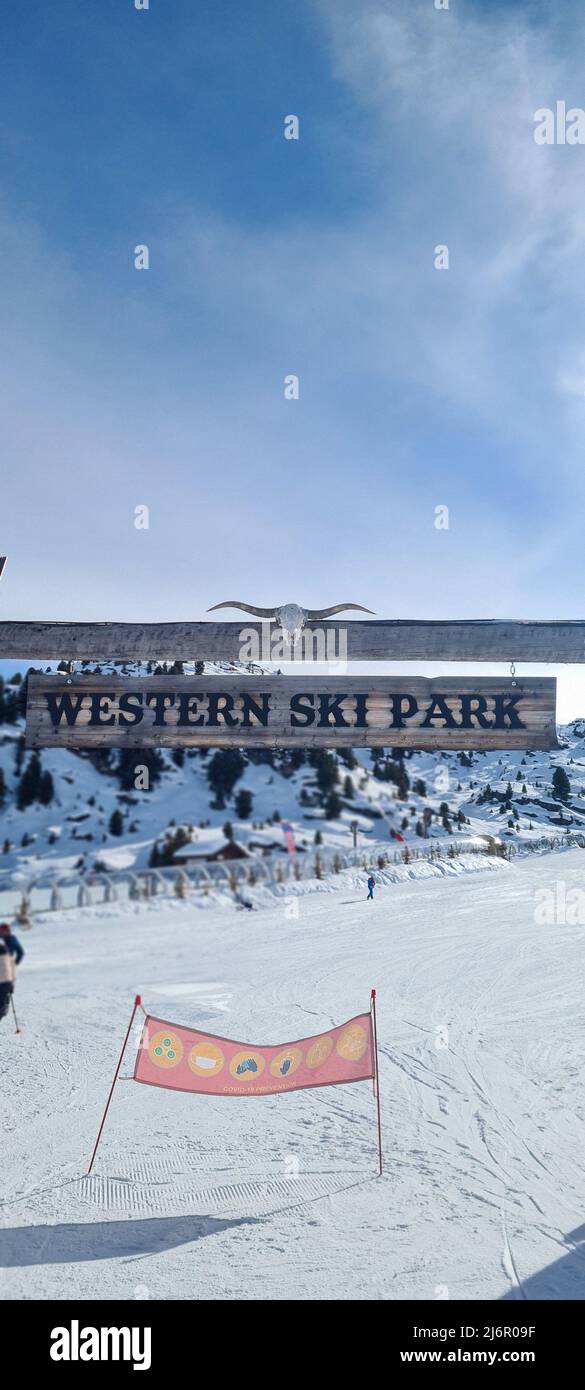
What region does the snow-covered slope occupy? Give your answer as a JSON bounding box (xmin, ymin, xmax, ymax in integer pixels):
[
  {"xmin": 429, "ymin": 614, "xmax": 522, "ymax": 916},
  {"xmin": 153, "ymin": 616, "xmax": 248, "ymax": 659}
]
[{"xmin": 3, "ymin": 848, "xmax": 585, "ymax": 1300}]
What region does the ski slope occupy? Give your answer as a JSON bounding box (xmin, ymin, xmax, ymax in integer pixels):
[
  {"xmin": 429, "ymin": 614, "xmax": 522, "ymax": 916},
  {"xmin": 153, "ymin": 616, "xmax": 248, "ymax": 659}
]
[{"xmin": 2, "ymin": 850, "xmax": 585, "ymax": 1301}]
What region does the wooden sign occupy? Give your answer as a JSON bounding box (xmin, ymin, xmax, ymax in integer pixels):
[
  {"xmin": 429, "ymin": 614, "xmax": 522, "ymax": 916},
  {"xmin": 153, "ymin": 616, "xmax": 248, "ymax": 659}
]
[
  {"xmin": 25, "ymin": 674, "xmax": 557, "ymax": 750},
  {"xmin": 4, "ymin": 617, "xmax": 585, "ymax": 662}
]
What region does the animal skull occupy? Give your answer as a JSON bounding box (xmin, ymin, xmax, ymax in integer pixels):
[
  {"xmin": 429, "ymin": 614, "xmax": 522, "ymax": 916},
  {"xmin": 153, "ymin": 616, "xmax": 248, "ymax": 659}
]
[{"xmin": 207, "ymin": 599, "xmax": 375, "ymax": 642}]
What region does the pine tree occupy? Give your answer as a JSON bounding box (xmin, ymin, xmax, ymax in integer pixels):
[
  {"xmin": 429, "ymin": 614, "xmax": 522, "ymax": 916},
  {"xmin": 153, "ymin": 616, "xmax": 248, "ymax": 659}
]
[
  {"xmin": 397, "ymin": 767, "xmax": 410, "ymax": 799},
  {"xmin": 207, "ymin": 749, "xmax": 246, "ymax": 808},
  {"xmin": 14, "ymin": 735, "xmax": 26, "ymax": 776},
  {"xmin": 343, "ymin": 775, "xmax": 354, "ymax": 799},
  {"xmin": 16, "ymin": 753, "xmax": 43, "ymax": 810},
  {"xmin": 325, "ymin": 790, "xmax": 342, "ymax": 819},
  {"xmin": 0, "ymin": 767, "xmax": 6, "ymax": 804},
  {"xmin": 313, "ymin": 751, "xmax": 339, "ymax": 798},
  {"xmin": 39, "ymin": 770, "xmax": 55, "ymax": 805},
  {"xmin": 109, "ymin": 809, "xmax": 124, "ymax": 837},
  {"xmin": 552, "ymin": 766, "xmax": 571, "ymax": 801},
  {"xmin": 235, "ymin": 788, "xmax": 253, "ymax": 819}
]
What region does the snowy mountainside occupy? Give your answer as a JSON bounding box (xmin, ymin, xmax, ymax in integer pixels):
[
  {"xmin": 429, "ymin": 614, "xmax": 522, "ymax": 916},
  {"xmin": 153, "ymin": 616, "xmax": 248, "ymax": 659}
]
[{"xmin": 1, "ymin": 666, "xmax": 585, "ymax": 884}]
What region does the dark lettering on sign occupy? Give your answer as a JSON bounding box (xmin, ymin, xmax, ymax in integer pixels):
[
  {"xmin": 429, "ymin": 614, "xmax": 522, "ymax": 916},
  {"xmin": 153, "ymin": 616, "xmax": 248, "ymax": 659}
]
[
  {"xmin": 459, "ymin": 695, "xmax": 490, "ymax": 729},
  {"xmin": 88, "ymin": 693, "xmax": 116, "ymax": 726},
  {"xmin": 43, "ymin": 692, "xmax": 86, "ymax": 727},
  {"xmin": 27, "ymin": 676, "xmax": 557, "ymax": 750},
  {"xmin": 177, "ymin": 693, "xmax": 204, "ymax": 727},
  {"xmin": 145, "ymin": 692, "xmax": 176, "ymax": 726},
  {"xmin": 241, "ymin": 693, "xmax": 271, "ymax": 727},
  {"xmin": 318, "ymin": 694, "xmax": 350, "ymax": 728},
  {"xmin": 420, "ymin": 696, "xmax": 459, "ymax": 730},
  {"xmin": 290, "ymin": 694, "xmax": 315, "ymax": 727},
  {"xmin": 389, "ymin": 694, "xmax": 418, "ymax": 728},
  {"xmin": 354, "ymin": 693, "xmax": 368, "ymax": 727},
  {"xmin": 118, "ymin": 692, "xmax": 144, "ymax": 726},
  {"xmin": 493, "ymin": 693, "xmax": 523, "ymax": 728}
]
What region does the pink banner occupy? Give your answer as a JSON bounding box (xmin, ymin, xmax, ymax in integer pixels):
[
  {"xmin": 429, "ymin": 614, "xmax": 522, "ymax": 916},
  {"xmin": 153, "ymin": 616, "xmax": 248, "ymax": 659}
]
[{"xmin": 134, "ymin": 1011, "xmax": 374, "ymax": 1097}]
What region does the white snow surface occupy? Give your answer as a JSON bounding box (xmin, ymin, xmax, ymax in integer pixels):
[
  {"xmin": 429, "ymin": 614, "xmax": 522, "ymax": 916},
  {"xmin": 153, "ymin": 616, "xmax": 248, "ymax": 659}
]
[{"xmin": 2, "ymin": 848, "xmax": 585, "ymax": 1302}]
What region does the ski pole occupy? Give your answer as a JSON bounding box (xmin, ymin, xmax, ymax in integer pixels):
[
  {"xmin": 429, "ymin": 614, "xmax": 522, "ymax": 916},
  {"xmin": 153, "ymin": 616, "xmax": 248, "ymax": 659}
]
[{"xmin": 10, "ymin": 994, "xmax": 21, "ymax": 1034}]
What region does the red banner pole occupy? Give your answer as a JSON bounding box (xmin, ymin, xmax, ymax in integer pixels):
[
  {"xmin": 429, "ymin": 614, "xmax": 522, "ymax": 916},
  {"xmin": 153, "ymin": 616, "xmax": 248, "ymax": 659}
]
[
  {"xmin": 86, "ymin": 994, "xmax": 143, "ymax": 1176},
  {"xmin": 370, "ymin": 988, "xmax": 383, "ymax": 1176}
]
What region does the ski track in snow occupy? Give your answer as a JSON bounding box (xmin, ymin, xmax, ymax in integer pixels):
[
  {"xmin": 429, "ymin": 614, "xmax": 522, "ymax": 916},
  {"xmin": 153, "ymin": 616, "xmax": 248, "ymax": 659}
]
[{"xmin": 2, "ymin": 849, "xmax": 585, "ymax": 1301}]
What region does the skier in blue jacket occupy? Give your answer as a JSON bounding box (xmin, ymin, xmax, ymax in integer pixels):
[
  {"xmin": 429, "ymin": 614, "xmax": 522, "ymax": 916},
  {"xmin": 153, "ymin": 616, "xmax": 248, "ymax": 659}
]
[{"xmin": 367, "ymin": 875, "xmax": 376, "ymax": 901}]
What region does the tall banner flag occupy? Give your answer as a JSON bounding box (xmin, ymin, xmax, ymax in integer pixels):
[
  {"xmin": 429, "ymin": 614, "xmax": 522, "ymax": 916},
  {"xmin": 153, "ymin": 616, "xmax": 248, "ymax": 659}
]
[
  {"xmin": 134, "ymin": 1012, "xmax": 373, "ymax": 1097},
  {"xmin": 281, "ymin": 820, "xmax": 296, "ymax": 855},
  {"xmin": 87, "ymin": 994, "xmax": 383, "ymax": 1176}
]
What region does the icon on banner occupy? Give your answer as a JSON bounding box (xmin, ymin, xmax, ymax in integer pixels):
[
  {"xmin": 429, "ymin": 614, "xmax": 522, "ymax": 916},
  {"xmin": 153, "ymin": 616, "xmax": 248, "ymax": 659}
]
[
  {"xmin": 270, "ymin": 1048, "xmax": 303, "ymax": 1079},
  {"xmin": 229, "ymin": 1050, "xmax": 266, "ymax": 1081},
  {"xmin": 336, "ymin": 1023, "xmax": 368, "ymax": 1062},
  {"xmin": 188, "ymin": 1041, "xmax": 225, "ymax": 1077},
  {"xmin": 305, "ymin": 1036, "xmax": 333, "ymax": 1069},
  {"xmin": 149, "ymin": 1031, "xmax": 184, "ymax": 1068}
]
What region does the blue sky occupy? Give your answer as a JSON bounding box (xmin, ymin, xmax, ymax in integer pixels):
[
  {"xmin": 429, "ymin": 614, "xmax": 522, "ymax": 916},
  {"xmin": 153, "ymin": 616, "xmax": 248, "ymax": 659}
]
[{"xmin": 2, "ymin": 0, "xmax": 585, "ymax": 714}]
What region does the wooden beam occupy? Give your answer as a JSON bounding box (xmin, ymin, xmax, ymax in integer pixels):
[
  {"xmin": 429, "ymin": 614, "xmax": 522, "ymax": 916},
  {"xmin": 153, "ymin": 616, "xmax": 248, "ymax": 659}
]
[
  {"xmin": 25, "ymin": 673, "xmax": 557, "ymax": 750},
  {"xmin": 2, "ymin": 617, "xmax": 585, "ymax": 662}
]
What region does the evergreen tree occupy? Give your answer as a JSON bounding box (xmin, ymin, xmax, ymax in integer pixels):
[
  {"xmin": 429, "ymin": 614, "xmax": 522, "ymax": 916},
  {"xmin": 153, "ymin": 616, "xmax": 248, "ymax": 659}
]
[
  {"xmin": 16, "ymin": 753, "xmax": 43, "ymax": 810},
  {"xmin": 0, "ymin": 767, "xmax": 6, "ymax": 804},
  {"xmin": 397, "ymin": 766, "xmax": 410, "ymax": 799},
  {"xmin": 223, "ymin": 821, "xmax": 234, "ymax": 841},
  {"xmin": 325, "ymin": 790, "xmax": 342, "ymax": 819},
  {"xmin": 343, "ymin": 774, "xmax": 354, "ymax": 799},
  {"xmin": 14, "ymin": 735, "xmax": 26, "ymax": 776},
  {"xmin": 39, "ymin": 770, "xmax": 55, "ymax": 806},
  {"xmin": 109, "ymin": 809, "xmax": 124, "ymax": 837},
  {"xmin": 149, "ymin": 826, "xmax": 190, "ymax": 866},
  {"xmin": 552, "ymin": 766, "xmax": 571, "ymax": 801},
  {"xmin": 207, "ymin": 749, "xmax": 246, "ymax": 808},
  {"xmin": 235, "ymin": 788, "xmax": 253, "ymax": 819},
  {"xmin": 312, "ymin": 751, "xmax": 339, "ymax": 798}
]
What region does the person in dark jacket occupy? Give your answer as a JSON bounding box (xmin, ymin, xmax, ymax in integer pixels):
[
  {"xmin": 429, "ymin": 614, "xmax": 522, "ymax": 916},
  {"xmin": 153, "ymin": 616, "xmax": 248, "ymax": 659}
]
[
  {"xmin": 0, "ymin": 923, "xmax": 24, "ymax": 1022},
  {"xmin": 367, "ymin": 875, "xmax": 376, "ymax": 901}
]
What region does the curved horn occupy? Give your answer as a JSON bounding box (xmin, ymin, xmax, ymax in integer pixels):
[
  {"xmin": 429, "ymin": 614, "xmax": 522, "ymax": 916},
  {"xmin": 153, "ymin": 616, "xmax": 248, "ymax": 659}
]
[
  {"xmin": 207, "ymin": 601, "xmax": 276, "ymax": 619},
  {"xmin": 305, "ymin": 603, "xmax": 376, "ymax": 620}
]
